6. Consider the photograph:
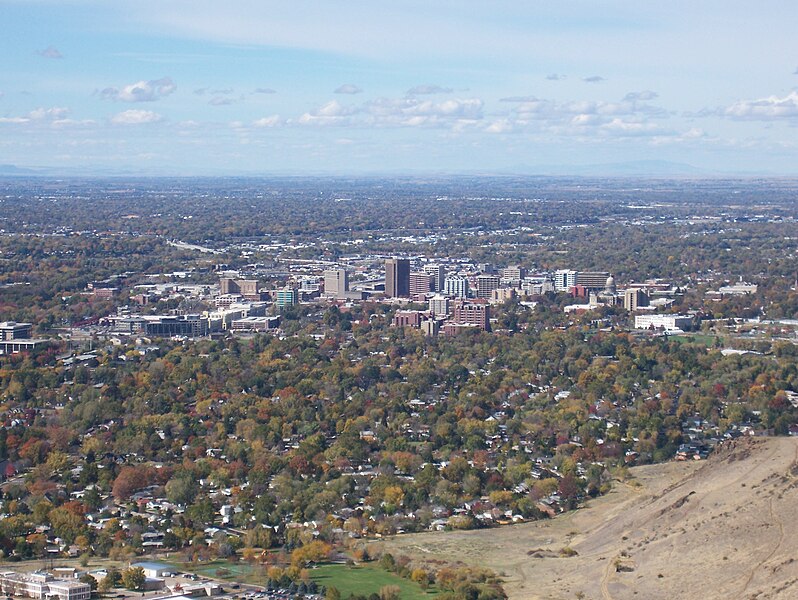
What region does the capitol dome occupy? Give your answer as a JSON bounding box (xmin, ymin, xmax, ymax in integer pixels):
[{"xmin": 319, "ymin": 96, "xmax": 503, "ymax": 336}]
[{"xmin": 605, "ymin": 274, "xmax": 616, "ymax": 294}]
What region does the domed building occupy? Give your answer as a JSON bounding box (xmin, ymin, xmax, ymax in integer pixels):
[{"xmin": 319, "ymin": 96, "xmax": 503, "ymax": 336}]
[
  {"xmin": 592, "ymin": 274, "xmax": 621, "ymax": 306},
  {"xmin": 604, "ymin": 274, "xmax": 616, "ymax": 295}
]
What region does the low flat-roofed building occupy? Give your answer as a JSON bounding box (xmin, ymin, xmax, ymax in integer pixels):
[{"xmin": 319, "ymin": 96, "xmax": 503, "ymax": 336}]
[
  {"xmin": 0, "ymin": 338, "xmax": 49, "ymax": 354},
  {"xmin": 0, "ymin": 321, "xmax": 33, "ymax": 340},
  {"xmin": 230, "ymin": 316, "xmax": 281, "ymax": 332},
  {"xmin": 716, "ymin": 282, "xmax": 758, "ymax": 295},
  {"xmin": 634, "ymin": 314, "xmax": 693, "ymax": 332},
  {"xmin": 0, "ymin": 572, "xmax": 90, "ymax": 600},
  {"xmin": 0, "ymin": 321, "xmax": 49, "ymax": 354},
  {"xmin": 132, "ymin": 561, "xmax": 173, "ymax": 579},
  {"xmin": 46, "ymin": 579, "xmax": 92, "ymax": 600}
]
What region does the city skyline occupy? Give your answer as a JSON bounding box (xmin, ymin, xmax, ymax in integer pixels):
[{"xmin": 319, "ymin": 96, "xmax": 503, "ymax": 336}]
[{"xmin": 2, "ymin": 1, "xmax": 798, "ymax": 175}]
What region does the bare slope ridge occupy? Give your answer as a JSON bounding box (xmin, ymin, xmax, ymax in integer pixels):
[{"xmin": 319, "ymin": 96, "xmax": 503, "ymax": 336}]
[{"xmin": 383, "ymin": 437, "xmax": 798, "ymax": 599}]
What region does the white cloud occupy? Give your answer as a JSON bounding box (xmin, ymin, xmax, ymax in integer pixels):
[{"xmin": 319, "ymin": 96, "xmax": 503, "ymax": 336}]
[
  {"xmin": 51, "ymin": 118, "xmax": 97, "ymax": 128},
  {"xmin": 254, "ymin": 87, "xmax": 277, "ymax": 94},
  {"xmin": 334, "ymin": 84, "xmax": 362, "ymax": 94},
  {"xmin": 102, "ymin": 77, "xmax": 176, "ymax": 102},
  {"xmin": 111, "ymin": 109, "xmax": 163, "ymax": 124},
  {"xmin": 490, "ymin": 92, "xmax": 681, "ymax": 140},
  {"xmin": 546, "ymin": 74, "xmax": 565, "ymax": 81},
  {"xmin": 209, "ymin": 96, "xmax": 240, "ymax": 106},
  {"xmin": 28, "ymin": 107, "xmax": 70, "ymax": 121},
  {"xmin": 252, "ymin": 115, "xmax": 282, "ymax": 127},
  {"xmin": 37, "ymin": 45, "xmax": 63, "ymax": 59},
  {"xmin": 365, "ymin": 97, "xmax": 483, "ymax": 127},
  {"xmin": 724, "ymin": 91, "xmax": 798, "ymax": 120},
  {"xmin": 406, "ymin": 84, "xmax": 453, "ymax": 95},
  {"xmin": 500, "ymin": 95, "xmax": 539, "ymax": 103},
  {"xmin": 0, "ymin": 107, "xmax": 72, "ymax": 126},
  {"xmin": 623, "ymin": 91, "xmax": 658, "ymax": 102},
  {"xmin": 511, "ymin": 94, "xmax": 667, "ymax": 122},
  {"xmin": 0, "ymin": 107, "xmax": 98, "ymax": 130},
  {"xmin": 599, "ymin": 118, "xmax": 664, "ymax": 136},
  {"xmin": 485, "ymin": 119, "xmax": 515, "ymax": 133},
  {"xmin": 583, "ymin": 75, "xmax": 606, "ymax": 83},
  {"xmin": 298, "ymin": 100, "xmax": 359, "ymax": 126},
  {"xmin": 296, "ymin": 96, "xmax": 483, "ymax": 129}
]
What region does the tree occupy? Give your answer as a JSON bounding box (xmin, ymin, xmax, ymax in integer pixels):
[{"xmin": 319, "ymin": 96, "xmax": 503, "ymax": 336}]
[
  {"xmin": 49, "ymin": 504, "xmax": 87, "ymax": 543},
  {"xmin": 165, "ymin": 475, "xmax": 199, "ymax": 505},
  {"xmin": 97, "ymin": 577, "xmax": 113, "ymax": 594},
  {"xmin": 121, "ymin": 567, "xmax": 145, "ymax": 591},
  {"xmin": 105, "ymin": 568, "xmax": 122, "ymax": 588},
  {"xmin": 290, "ymin": 540, "xmax": 332, "ymax": 567},
  {"xmin": 325, "ymin": 587, "xmax": 341, "ymax": 600},
  {"xmin": 80, "ymin": 574, "xmax": 98, "ymax": 591},
  {"xmin": 379, "ymin": 585, "xmax": 401, "ymax": 600},
  {"xmin": 112, "ymin": 466, "xmax": 152, "ymax": 500},
  {"xmin": 411, "ymin": 568, "xmax": 430, "ymax": 588}
]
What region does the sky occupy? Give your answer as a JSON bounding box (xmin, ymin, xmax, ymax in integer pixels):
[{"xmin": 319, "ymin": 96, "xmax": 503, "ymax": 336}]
[{"xmin": 1, "ymin": 0, "xmax": 798, "ymax": 175}]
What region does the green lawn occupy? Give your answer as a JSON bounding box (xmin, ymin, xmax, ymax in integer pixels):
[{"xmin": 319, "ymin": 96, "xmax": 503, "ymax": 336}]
[
  {"xmin": 163, "ymin": 559, "xmax": 262, "ymax": 583},
  {"xmin": 671, "ymin": 333, "xmax": 721, "ymax": 347},
  {"xmin": 309, "ymin": 563, "xmax": 435, "ymax": 600},
  {"xmin": 162, "ymin": 558, "xmax": 435, "ymax": 599}
]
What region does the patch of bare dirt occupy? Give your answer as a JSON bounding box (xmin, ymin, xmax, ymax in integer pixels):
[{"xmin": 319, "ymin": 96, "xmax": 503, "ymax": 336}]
[{"xmin": 381, "ymin": 437, "xmax": 798, "ymax": 600}]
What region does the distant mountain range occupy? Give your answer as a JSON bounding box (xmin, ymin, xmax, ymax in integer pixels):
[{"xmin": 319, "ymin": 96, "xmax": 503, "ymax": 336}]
[
  {"xmin": 0, "ymin": 164, "xmax": 42, "ymax": 175},
  {"xmin": 0, "ymin": 160, "xmax": 785, "ymax": 178},
  {"xmin": 503, "ymin": 160, "xmax": 711, "ymax": 177}
]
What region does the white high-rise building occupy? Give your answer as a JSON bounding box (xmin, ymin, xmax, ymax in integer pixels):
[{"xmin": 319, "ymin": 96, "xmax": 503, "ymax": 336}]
[
  {"xmin": 554, "ymin": 270, "xmax": 578, "ymax": 292},
  {"xmin": 444, "ymin": 275, "xmax": 469, "ymax": 298},
  {"xmin": 429, "ymin": 294, "xmax": 450, "ymax": 316},
  {"xmin": 423, "ymin": 264, "xmax": 446, "ymax": 292}
]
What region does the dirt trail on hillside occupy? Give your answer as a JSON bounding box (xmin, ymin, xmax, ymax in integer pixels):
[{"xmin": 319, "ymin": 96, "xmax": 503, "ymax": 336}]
[{"xmin": 383, "ymin": 437, "xmax": 798, "ymax": 599}]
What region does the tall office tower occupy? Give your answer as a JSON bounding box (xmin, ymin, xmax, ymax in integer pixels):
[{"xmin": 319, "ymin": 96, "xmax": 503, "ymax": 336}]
[
  {"xmin": 423, "ymin": 264, "xmax": 446, "ymax": 292},
  {"xmin": 409, "ymin": 272, "xmax": 434, "ymax": 295},
  {"xmin": 554, "ymin": 270, "xmax": 578, "ymax": 292},
  {"xmin": 476, "ymin": 274, "xmax": 501, "ymax": 299},
  {"xmin": 324, "ymin": 268, "xmax": 349, "ymax": 297},
  {"xmin": 501, "ymin": 265, "xmax": 526, "ymax": 282},
  {"xmin": 444, "ymin": 275, "xmax": 469, "ymax": 298},
  {"xmin": 624, "ymin": 288, "xmax": 650, "ymax": 311},
  {"xmin": 428, "ymin": 294, "xmax": 450, "ymax": 317},
  {"xmin": 385, "ymin": 258, "xmax": 410, "ymax": 297}
]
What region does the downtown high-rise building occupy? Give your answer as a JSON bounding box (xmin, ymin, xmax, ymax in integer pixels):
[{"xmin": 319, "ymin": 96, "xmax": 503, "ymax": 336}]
[
  {"xmin": 323, "ymin": 268, "xmax": 349, "ymax": 298},
  {"xmin": 476, "ymin": 274, "xmax": 501, "ymax": 299},
  {"xmin": 428, "ymin": 294, "xmax": 450, "ymax": 317},
  {"xmin": 444, "ymin": 275, "xmax": 469, "ymax": 298},
  {"xmin": 385, "ymin": 258, "xmax": 410, "ymax": 297},
  {"xmin": 423, "ymin": 264, "xmax": 446, "ymax": 292},
  {"xmin": 409, "ymin": 272, "xmax": 434, "ymax": 296}
]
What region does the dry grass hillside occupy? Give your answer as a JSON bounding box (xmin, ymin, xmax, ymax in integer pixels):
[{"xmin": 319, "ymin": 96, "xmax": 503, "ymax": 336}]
[{"xmin": 382, "ymin": 436, "xmax": 798, "ymax": 599}]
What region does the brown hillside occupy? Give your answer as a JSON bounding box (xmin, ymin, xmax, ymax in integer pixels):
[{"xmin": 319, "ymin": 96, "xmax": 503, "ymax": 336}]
[{"xmin": 382, "ymin": 436, "xmax": 798, "ymax": 599}]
